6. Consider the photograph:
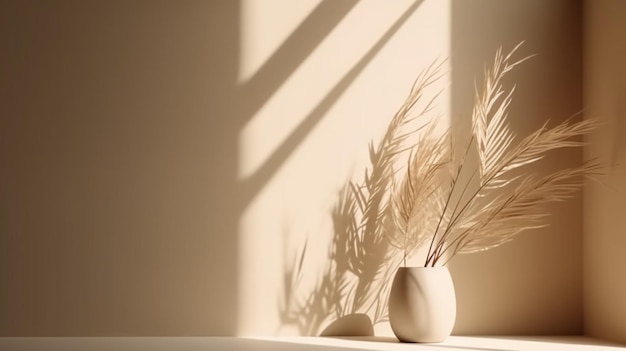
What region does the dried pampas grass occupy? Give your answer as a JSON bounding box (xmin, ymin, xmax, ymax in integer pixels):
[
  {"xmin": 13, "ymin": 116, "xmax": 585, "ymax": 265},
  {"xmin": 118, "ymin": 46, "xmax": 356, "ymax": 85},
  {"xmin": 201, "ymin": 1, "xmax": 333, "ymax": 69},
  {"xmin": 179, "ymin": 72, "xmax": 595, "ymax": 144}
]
[
  {"xmin": 391, "ymin": 43, "xmax": 601, "ymax": 267},
  {"xmin": 279, "ymin": 43, "xmax": 601, "ymax": 335}
]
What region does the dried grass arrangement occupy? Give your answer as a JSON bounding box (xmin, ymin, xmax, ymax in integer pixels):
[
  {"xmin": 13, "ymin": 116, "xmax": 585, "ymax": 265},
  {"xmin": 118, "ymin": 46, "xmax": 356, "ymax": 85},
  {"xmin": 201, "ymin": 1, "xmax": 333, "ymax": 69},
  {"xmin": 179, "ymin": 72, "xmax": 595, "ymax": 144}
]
[
  {"xmin": 279, "ymin": 43, "xmax": 600, "ymax": 335},
  {"xmin": 388, "ymin": 42, "xmax": 601, "ymax": 267}
]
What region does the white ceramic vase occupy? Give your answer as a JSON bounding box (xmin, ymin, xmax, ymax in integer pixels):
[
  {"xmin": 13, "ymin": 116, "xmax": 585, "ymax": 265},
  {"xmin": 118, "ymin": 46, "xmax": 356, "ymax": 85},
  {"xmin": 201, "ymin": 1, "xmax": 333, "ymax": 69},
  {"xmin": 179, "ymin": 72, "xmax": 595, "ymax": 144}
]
[{"xmin": 388, "ymin": 266, "xmax": 456, "ymax": 343}]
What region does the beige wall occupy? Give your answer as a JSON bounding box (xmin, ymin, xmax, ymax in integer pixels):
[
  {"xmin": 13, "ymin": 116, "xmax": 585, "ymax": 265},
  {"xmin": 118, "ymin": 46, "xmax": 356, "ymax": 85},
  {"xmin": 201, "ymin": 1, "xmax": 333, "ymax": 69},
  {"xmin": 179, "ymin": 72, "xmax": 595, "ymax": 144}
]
[
  {"xmin": 0, "ymin": 0, "xmax": 241, "ymax": 335},
  {"xmin": 448, "ymin": 0, "xmax": 584, "ymax": 335},
  {"xmin": 237, "ymin": 0, "xmax": 451, "ymax": 336},
  {"xmin": 0, "ymin": 0, "xmax": 586, "ymax": 337},
  {"xmin": 583, "ymin": 0, "xmax": 626, "ymax": 344}
]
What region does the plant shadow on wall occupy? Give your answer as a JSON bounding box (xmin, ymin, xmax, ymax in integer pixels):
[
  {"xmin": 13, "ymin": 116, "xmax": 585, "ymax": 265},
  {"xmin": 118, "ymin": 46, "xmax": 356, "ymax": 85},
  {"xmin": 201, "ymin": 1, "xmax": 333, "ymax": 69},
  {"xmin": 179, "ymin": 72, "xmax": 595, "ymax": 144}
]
[
  {"xmin": 278, "ymin": 43, "xmax": 603, "ymax": 337},
  {"xmin": 278, "ymin": 61, "xmax": 446, "ymax": 336}
]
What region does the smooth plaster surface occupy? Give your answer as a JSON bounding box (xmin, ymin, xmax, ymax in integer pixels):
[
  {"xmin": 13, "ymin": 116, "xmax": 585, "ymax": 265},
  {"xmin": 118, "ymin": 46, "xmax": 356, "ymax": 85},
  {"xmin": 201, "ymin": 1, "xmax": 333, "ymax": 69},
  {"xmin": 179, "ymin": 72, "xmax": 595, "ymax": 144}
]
[
  {"xmin": 583, "ymin": 0, "xmax": 626, "ymax": 344},
  {"xmin": 0, "ymin": 0, "xmax": 588, "ymax": 337}
]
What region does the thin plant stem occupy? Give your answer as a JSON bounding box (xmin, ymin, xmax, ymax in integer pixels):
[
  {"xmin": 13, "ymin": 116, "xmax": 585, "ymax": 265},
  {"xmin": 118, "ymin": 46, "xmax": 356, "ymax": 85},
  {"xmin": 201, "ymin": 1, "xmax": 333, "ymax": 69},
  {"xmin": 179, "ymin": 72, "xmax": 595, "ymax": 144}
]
[
  {"xmin": 424, "ymin": 136, "xmax": 474, "ymax": 266},
  {"xmin": 431, "ymin": 167, "xmax": 479, "ymax": 265},
  {"xmin": 430, "ymin": 170, "xmax": 496, "ymax": 264}
]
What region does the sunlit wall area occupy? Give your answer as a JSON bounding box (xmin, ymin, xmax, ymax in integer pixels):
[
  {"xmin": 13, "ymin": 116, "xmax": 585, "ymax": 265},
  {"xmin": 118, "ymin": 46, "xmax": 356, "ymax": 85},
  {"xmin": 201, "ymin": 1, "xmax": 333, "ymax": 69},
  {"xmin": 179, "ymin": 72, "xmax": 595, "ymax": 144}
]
[
  {"xmin": 448, "ymin": 0, "xmax": 584, "ymax": 335},
  {"xmin": 237, "ymin": 0, "xmax": 451, "ymax": 336},
  {"xmin": 583, "ymin": 0, "xmax": 626, "ymax": 344}
]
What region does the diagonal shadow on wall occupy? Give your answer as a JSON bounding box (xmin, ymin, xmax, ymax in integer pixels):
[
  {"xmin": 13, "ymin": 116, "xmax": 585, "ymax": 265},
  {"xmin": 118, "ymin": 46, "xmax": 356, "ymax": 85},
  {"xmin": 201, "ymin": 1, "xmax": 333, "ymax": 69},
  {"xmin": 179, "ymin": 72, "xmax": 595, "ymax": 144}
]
[
  {"xmin": 272, "ymin": 0, "xmax": 427, "ymax": 336},
  {"xmin": 239, "ymin": 0, "xmax": 426, "ymax": 206},
  {"xmin": 237, "ymin": 0, "xmax": 359, "ymax": 121}
]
